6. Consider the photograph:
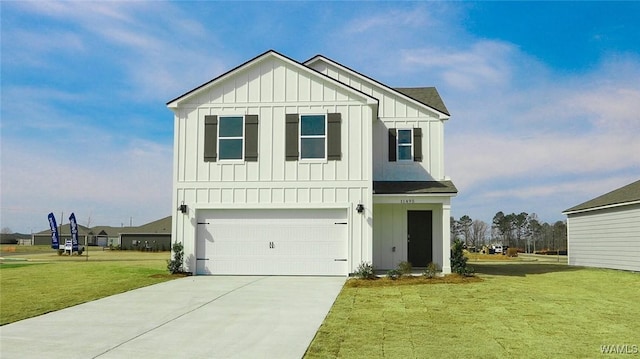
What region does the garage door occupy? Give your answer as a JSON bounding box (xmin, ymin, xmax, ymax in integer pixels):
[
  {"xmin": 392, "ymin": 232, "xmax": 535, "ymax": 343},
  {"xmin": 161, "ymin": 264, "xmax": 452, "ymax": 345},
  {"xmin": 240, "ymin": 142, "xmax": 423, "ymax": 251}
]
[{"xmin": 196, "ymin": 209, "xmax": 348, "ymax": 275}]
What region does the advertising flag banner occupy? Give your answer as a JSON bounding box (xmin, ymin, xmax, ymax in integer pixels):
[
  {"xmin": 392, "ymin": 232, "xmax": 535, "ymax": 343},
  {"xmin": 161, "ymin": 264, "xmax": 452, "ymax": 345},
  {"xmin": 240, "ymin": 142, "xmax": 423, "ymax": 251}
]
[
  {"xmin": 69, "ymin": 213, "xmax": 79, "ymax": 251},
  {"xmin": 48, "ymin": 213, "xmax": 60, "ymax": 249}
]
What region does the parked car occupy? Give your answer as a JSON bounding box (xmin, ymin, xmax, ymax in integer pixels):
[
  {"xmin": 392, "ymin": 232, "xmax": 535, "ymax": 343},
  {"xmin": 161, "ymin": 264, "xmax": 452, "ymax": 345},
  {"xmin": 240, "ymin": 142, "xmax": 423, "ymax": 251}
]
[{"xmin": 492, "ymin": 245, "xmax": 503, "ymax": 254}]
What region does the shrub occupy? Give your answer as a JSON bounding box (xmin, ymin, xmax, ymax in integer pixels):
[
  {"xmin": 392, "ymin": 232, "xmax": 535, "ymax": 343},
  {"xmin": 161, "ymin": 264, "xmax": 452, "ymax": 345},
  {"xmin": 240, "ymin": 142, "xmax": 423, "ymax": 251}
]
[
  {"xmin": 423, "ymin": 262, "xmax": 440, "ymax": 278},
  {"xmin": 397, "ymin": 261, "xmax": 413, "ymax": 276},
  {"xmin": 451, "ymin": 238, "xmax": 474, "ymax": 276},
  {"xmin": 166, "ymin": 242, "xmax": 185, "ymax": 274},
  {"xmin": 386, "ymin": 269, "xmax": 401, "ymax": 280},
  {"xmin": 506, "ymin": 247, "xmax": 519, "ymax": 257},
  {"xmin": 354, "ymin": 262, "xmax": 375, "ymax": 279}
]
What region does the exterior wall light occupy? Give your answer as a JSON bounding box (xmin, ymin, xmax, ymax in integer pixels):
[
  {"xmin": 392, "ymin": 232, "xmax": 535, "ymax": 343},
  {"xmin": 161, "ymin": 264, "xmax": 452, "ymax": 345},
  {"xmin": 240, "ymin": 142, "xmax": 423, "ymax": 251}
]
[
  {"xmin": 178, "ymin": 203, "xmax": 188, "ymax": 214},
  {"xmin": 356, "ymin": 203, "xmax": 365, "ymax": 213}
]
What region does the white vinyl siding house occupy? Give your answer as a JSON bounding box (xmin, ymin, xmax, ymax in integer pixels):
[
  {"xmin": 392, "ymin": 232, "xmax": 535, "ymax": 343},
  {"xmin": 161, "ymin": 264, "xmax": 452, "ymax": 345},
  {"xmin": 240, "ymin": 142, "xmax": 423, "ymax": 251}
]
[
  {"xmin": 167, "ymin": 50, "xmax": 457, "ymax": 275},
  {"xmin": 563, "ymin": 180, "xmax": 640, "ymax": 272}
]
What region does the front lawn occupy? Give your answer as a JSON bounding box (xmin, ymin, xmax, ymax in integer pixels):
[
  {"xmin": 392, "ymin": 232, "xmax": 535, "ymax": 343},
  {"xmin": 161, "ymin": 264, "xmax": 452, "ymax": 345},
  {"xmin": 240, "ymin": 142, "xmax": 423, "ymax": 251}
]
[
  {"xmin": 0, "ymin": 250, "xmax": 176, "ymax": 325},
  {"xmin": 305, "ymin": 262, "xmax": 640, "ymax": 358}
]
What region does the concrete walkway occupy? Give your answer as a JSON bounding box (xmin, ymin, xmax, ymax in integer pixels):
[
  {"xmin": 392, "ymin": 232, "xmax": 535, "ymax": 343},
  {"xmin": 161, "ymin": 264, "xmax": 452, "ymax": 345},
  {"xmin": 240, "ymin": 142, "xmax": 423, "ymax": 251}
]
[{"xmin": 0, "ymin": 276, "xmax": 345, "ymax": 359}]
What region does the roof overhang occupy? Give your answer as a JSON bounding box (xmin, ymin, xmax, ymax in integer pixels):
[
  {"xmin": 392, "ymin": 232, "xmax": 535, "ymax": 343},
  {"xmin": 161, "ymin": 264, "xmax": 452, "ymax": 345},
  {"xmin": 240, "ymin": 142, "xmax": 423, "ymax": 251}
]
[
  {"xmin": 167, "ymin": 50, "xmax": 378, "ymax": 109},
  {"xmin": 563, "ymin": 199, "xmax": 640, "ymax": 216},
  {"xmin": 305, "ymin": 55, "xmax": 450, "ymax": 119},
  {"xmin": 373, "ymin": 181, "xmax": 458, "ymax": 195}
]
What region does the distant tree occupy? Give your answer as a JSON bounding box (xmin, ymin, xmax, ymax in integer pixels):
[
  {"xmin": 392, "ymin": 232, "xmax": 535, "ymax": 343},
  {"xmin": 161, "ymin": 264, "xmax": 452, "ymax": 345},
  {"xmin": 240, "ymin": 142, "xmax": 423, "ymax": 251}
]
[
  {"xmin": 1, "ymin": 227, "xmax": 12, "ymax": 234},
  {"xmin": 458, "ymin": 215, "xmax": 472, "ymax": 246},
  {"xmin": 528, "ymin": 214, "xmax": 542, "ymax": 253},
  {"xmin": 553, "ymin": 221, "xmax": 567, "ymax": 251},
  {"xmin": 513, "ymin": 212, "xmax": 530, "ymax": 250},
  {"xmin": 492, "ymin": 211, "xmax": 514, "ymax": 246},
  {"xmin": 450, "ymin": 216, "xmax": 461, "ymax": 243},
  {"xmin": 469, "ymin": 220, "xmax": 488, "ymax": 249}
]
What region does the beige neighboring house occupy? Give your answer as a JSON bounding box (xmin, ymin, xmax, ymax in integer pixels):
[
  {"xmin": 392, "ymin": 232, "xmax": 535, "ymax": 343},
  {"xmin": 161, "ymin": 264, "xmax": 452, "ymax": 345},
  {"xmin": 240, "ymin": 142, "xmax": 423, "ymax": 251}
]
[
  {"xmin": 563, "ymin": 179, "xmax": 640, "ymax": 272},
  {"xmin": 167, "ymin": 50, "xmax": 457, "ymax": 276}
]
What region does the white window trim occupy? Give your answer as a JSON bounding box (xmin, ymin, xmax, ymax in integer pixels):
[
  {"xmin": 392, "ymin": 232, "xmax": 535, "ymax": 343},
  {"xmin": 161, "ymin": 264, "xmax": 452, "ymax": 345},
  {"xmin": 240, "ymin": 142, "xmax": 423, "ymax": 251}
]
[
  {"xmin": 299, "ymin": 114, "xmax": 327, "ymax": 161},
  {"xmin": 396, "ymin": 128, "xmax": 414, "ymax": 162},
  {"xmin": 218, "ymin": 115, "xmax": 245, "ymax": 161}
]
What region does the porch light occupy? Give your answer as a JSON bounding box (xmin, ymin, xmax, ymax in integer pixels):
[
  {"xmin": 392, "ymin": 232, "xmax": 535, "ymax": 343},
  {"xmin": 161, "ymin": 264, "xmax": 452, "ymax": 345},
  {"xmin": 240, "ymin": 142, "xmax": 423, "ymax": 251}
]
[{"xmin": 356, "ymin": 203, "xmax": 365, "ymax": 213}]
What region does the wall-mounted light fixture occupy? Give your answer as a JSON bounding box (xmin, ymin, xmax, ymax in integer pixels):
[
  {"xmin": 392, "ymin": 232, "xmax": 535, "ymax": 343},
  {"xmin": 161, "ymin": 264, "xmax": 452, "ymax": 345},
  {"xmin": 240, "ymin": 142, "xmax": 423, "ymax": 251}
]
[
  {"xmin": 356, "ymin": 203, "xmax": 365, "ymax": 213},
  {"xmin": 178, "ymin": 202, "xmax": 188, "ymax": 214}
]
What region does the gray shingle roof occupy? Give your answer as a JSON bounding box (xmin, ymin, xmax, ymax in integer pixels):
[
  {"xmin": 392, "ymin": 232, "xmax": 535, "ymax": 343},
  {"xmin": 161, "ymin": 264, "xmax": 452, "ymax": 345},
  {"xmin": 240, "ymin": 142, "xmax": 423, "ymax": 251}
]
[
  {"xmin": 394, "ymin": 87, "xmax": 450, "ymax": 116},
  {"xmin": 373, "ymin": 181, "xmax": 458, "ymax": 194},
  {"xmin": 564, "ymin": 179, "xmax": 640, "ymax": 213}
]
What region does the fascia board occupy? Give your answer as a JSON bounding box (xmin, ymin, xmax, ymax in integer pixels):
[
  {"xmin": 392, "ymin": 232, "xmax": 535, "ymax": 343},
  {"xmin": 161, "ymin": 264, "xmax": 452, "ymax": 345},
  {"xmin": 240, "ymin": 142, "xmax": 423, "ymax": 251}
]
[
  {"xmin": 562, "ymin": 199, "xmax": 640, "ymax": 216},
  {"xmin": 167, "ymin": 50, "xmax": 378, "ymax": 109},
  {"xmin": 305, "ymin": 55, "xmax": 450, "ymax": 119}
]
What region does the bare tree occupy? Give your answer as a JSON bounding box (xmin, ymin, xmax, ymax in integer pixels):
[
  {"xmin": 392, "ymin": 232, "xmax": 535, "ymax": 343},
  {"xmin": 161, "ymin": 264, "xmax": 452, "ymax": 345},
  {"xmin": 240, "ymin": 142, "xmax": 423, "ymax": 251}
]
[{"xmin": 469, "ymin": 220, "xmax": 488, "ymax": 250}]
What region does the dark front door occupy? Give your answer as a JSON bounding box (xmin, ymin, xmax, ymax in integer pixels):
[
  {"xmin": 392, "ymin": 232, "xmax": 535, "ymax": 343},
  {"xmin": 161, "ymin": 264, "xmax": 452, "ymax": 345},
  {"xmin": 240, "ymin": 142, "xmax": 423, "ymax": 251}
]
[{"xmin": 407, "ymin": 210, "xmax": 432, "ymax": 267}]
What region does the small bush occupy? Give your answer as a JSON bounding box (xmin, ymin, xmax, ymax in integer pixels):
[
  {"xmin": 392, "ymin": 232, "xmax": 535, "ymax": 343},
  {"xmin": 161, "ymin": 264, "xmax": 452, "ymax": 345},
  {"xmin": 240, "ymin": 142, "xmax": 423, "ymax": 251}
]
[
  {"xmin": 451, "ymin": 238, "xmax": 474, "ymax": 276},
  {"xmin": 423, "ymin": 262, "xmax": 440, "ymax": 278},
  {"xmin": 506, "ymin": 248, "xmax": 518, "ymax": 257},
  {"xmin": 354, "ymin": 262, "xmax": 375, "ymax": 279},
  {"xmin": 166, "ymin": 242, "xmax": 185, "ymax": 274},
  {"xmin": 397, "ymin": 261, "xmax": 413, "ymax": 276},
  {"xmin": 387, "ymin": 269, "xmax": 401, "ymax": 280}
]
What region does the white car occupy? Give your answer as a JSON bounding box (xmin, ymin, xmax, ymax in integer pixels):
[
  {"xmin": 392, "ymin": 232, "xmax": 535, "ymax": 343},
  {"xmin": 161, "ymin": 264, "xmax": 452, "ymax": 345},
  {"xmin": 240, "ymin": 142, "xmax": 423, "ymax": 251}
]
[{"xmin": 493, "ymin": 245, "xmax": 503, "ymax": 254}]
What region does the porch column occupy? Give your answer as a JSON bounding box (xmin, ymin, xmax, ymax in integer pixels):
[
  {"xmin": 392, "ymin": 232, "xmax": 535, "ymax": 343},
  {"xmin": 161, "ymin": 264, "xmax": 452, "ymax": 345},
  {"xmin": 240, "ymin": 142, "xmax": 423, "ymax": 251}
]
[{"xmin": 442, "ymin": 204, "xmax": 452, "ymax": 274}]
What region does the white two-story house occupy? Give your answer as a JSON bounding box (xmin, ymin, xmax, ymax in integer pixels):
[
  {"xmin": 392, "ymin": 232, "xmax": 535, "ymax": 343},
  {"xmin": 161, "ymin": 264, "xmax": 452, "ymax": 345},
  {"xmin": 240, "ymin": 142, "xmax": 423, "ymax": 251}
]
[{"xmin": 167, "ymin": 50, "xmax": 457, "ymax": 276}]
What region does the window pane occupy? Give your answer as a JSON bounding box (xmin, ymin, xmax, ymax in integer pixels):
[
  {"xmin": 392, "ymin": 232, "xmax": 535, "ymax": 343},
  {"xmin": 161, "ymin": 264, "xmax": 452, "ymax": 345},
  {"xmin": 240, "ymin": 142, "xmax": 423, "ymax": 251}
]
[
  {"xmin": 301, "ymin": 138, "xmax": 325, "ymax": 159},
  {"xmin": 398, "ymin": 145, "xmax": 412, "ymax": 160},
  {"xmin": 301, "ymin": 115, "xmax": 325, "ymax": 136},
  {"xmin": 398, "ymin": 129, "xmax": 412, "ymax": 144},
  {"xmin": 219, "ymin": 139, "xmax": 243, "ymax": 160},
  {"xmin": 219, "ymin": 116, "xmax": 243, "ymax": 137}
]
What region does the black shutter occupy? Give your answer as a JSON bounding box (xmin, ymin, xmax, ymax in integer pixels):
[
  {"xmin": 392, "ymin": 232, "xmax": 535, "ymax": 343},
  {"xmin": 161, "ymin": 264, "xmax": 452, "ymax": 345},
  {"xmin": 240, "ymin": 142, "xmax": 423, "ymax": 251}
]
[
  {"xmin": 204, "ymin": 115, "xmax": 218, "ymax": 162},
  {"xmin": 327, "ymin": 113, "xmax": 341, "ymax": 161},
  {"xmin": 388, "ymin": 128, "xmax": 397, "ymax": 162},
  {"xmin": 245, "ymin": 115, "xmax": 259, "ymax": 161},
  {"xmin": 413, "ymin": 127, "xmax": 422, "ymax": 162},
  {"xmin": 285, "ymin": 114, "xmax": 299, "ymax": 161}
]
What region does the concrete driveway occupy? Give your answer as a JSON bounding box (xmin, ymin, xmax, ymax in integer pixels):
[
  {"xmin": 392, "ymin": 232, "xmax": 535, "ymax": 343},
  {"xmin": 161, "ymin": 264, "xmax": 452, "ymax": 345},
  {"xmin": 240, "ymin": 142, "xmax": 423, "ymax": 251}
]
[{"xmin": 0, "ymin": 276, "xmax": 345, "ymax": 359}]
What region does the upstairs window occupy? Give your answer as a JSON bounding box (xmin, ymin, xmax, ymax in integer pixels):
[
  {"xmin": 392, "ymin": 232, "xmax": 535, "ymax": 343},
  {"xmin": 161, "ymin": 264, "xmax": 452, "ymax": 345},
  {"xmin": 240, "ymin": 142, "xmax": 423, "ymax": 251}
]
[
  {"xmin": 388, "ymin": 127, "xmax": 423, "ymax": 162},
  {"xmin": 204, "ymin": 115, "xmax": 258, "ymax": 162},
  {"xmin": 397, "ymin": 129, "xmax": 413, "ymax": 161},
  {"xmin": 300, "ymin": 115, "xmax": 326, "ymax": 160},
  {"xmin": 218, "ymin": 116, "xmax": 244, "ymax": 160}
]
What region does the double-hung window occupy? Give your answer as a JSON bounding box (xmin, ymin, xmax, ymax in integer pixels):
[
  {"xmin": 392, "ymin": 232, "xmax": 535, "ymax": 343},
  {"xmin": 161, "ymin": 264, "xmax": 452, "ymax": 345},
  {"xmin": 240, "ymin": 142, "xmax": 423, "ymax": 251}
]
[
  {"xmin": 218, "ymin": 116, "xmax": 244, "ymax": 160},
  {"xmin": 299, "ymin": 114, "xmax": 326, "ymax": 160},
  {"xmin": 397, "ymin": 129, "xmax": 413, "ymax": 161}
]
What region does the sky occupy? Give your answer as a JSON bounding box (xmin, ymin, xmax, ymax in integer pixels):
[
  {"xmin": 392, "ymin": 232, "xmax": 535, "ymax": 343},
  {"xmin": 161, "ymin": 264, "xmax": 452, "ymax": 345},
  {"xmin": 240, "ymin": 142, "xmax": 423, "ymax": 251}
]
[{"xmin": 1, "ymin": 1, "xmax": 639, "ymax": 234}]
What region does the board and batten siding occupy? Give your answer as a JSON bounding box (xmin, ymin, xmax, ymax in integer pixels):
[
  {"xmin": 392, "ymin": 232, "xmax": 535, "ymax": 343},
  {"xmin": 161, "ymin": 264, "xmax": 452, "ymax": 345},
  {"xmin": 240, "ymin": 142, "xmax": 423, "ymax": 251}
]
[
  {"xmin": 567, "ymin": 203, "xmax": 640, "ymax": 272},
  {"xmin": 171, "ymin": 55, "xmax": 375, "ymax": 274},
  {"xmin": 309, "ymin": 60, "xmax": 446, "ymax": 181}
]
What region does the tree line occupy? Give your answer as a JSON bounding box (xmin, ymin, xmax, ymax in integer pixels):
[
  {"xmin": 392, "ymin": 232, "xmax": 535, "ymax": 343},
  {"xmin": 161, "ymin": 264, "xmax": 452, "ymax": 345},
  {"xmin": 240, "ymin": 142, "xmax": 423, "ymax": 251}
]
[{"xmin": 450, "ymin": 212, "xmax": 567, "ymax": 253}]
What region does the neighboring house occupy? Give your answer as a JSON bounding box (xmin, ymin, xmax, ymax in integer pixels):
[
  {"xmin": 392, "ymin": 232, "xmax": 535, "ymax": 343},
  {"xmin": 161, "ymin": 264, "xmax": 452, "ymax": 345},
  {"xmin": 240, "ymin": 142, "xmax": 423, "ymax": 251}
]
[
  {"xmin": 31, "ymin": 216, "xmax": 172, "ymax": 250},
  {"xmin": 563, "ymin": 179, "xmax": 640, "ymax": 272},
  {"xmin": 167, "ymin": 50, "xmax": 457, "ymax": 276}
]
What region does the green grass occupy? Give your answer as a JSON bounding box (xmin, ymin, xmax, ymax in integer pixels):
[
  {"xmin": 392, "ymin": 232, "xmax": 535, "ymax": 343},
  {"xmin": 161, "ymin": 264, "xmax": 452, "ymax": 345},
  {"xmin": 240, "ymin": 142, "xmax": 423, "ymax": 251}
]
[
  {"xmin": 305, "ymin": 262, "xmax": 640, "ymax": 358},
  {"xmin": 0, "ymin": 250, "xmax": 175, "ymax": 325}
]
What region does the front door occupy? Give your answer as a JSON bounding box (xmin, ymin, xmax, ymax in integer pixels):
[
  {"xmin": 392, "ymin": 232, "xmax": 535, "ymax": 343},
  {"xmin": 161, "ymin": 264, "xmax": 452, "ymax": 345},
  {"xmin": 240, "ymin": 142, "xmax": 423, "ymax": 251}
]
[{"xmin": 407, "ymin": 210, "xmax": 432, "ymax": 267}]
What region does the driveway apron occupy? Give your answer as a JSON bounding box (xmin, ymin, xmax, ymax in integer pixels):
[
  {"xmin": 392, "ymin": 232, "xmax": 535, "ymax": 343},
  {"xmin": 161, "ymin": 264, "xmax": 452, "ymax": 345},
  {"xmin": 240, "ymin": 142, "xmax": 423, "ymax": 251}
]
[{"xmin": 0, "ymin": 276, "xmax": 345, "ymax": 359}]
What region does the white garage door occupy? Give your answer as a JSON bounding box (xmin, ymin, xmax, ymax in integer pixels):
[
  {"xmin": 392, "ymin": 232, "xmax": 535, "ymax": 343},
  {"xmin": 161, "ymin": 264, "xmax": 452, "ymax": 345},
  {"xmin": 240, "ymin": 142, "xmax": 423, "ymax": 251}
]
[{"xmin": 196, "ymin": 209, "xmax": 348, "ymax": 276}]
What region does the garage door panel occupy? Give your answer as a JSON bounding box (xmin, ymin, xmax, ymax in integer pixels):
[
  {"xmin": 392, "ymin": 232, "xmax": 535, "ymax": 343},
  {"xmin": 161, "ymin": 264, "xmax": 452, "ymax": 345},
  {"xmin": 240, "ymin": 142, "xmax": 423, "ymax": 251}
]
[{"xmin": 196, "ymin": 209, "xmax": 348, "ymax": 275}]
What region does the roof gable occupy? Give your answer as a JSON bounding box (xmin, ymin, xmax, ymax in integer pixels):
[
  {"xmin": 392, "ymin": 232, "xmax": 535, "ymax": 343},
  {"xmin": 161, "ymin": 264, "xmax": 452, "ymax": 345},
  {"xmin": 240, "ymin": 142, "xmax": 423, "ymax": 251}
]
[
  {"xmin": 305, "ymin": 55, "xmax": 450, "ymax": 117},
  {"xmin": 167, "ymin": 50, "xmax": 377, "ymax": 109},
  {"xmin": 564, "ymin": 179, "xmax": 640, "ymax": 214}
]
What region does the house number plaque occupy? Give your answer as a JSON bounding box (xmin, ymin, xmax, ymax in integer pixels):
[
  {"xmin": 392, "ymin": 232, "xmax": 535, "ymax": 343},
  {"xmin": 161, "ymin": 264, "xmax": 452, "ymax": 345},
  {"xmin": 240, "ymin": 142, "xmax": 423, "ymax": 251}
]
[{"xmin": 400, "ymin": 199, "xmax": 415, "ymax": 204}]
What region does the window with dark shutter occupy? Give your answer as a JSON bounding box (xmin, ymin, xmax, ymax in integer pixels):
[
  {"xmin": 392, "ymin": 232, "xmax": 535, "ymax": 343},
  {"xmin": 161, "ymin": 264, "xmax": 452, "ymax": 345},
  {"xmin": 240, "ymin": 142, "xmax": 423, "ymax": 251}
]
[
  {"xmin": 327, "ymin": 113, "xmax": 341, "ymax": 161},
  {"xmin": 285, "ymin": 114, "xmax": 299, "ymax": 161},
  {"xmin": 204, "ymin": 115, "xmax": 218, "ymax": 162},
  {"xmin": 388, "ymin": 128, "xmax": 397, "ymax": 162},
  {"xmin": 413, "ymin": 127, "xmax": 422, "ymax": 162},
  {"xmin": 245, "ymin": 115, "xmax": 259, "ymax": 161}
]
